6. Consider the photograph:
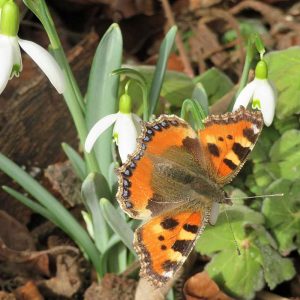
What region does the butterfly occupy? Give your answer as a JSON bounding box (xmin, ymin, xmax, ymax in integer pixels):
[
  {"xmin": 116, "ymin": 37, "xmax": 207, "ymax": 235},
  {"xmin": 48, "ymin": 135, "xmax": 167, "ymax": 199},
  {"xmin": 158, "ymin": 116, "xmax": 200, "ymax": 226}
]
[{"xmin": 116, "ymin": 106, "xmax": 263, "ymax": 286}]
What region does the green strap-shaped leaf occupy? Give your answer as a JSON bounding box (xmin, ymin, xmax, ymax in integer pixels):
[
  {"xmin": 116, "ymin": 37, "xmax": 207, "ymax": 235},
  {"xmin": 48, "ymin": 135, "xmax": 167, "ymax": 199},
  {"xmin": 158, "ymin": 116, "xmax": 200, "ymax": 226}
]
[
  {"xmin": 81, "ymin": 173, "xmax": 111, "ymax": 253},
  {"xmin": 2, "ymin": 186, "xmax": 64, "ymax": 230},
  {"xmin": 100, "ymin": 198, "xmax": 135, "ymax": 255},
  {"xmin": 86, "ymin": 23, "xmax": 123, "ymax": 180},
  {"xmin": 149, "ymin": 26, "xmax": 177, "ymax": 115},
  {"xmin": 62, "ymin": 142, "xmax": 86, "ymax": 180}
]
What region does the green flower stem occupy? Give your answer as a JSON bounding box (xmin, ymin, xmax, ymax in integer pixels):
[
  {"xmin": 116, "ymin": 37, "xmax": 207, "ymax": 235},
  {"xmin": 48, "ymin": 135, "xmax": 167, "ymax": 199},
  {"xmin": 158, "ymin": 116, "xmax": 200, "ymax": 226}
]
[
  {"xmin": 0, "ymin": 152, "xmax": 102, "ymax": 275},
  {"xmin": 111, "ymin": 68, "xmax": 149, "ymax": 121},
  {"xmin": 23, "ymin": 0, "xmax": 99, "ymax": 173},
  {"xmin": 229, "ymin": 39, "xmax": 255, "ymax": 111},
  {"xmin": 181, "ymin": 99, "xmax": 206, "ymax": 130}
]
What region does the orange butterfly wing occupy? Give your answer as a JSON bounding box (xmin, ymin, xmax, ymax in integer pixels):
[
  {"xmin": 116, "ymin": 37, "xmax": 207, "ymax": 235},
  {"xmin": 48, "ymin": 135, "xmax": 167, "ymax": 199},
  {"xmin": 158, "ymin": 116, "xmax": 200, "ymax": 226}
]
[
  {"xmin": 117, "ymin": 115, "xmax": 200, "ymax": 219},
  {"xmin": 134, "ymin": 210, "xmax": 206, "ymax": 286},
  {"xmin": 198, "ymin": 107, "xmax": 263, "ymax": 185}
]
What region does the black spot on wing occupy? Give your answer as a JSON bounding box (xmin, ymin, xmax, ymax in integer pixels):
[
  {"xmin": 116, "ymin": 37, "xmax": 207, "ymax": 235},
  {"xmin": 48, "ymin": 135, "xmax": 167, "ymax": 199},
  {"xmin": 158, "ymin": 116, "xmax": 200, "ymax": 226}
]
[
  {"xmin": 160, "ymin": 218, "xmax": 179, "ymax": 230},
  {"xmin": 158, "ymin": 235, "xmax": 165, "ymax": 241},
  {"xmin": 172, "ymin": 240, "xmax": 191, "ymax": 254},
  {"xmin": 243, "ymin": 127, "xmax": 256, "ymax": 143},
  {"xmin": 223, "ymin": 158, "xmax": 237, "ymax": 170},
  {"xmin": 232, "ymin": 142, "xmax": 250, "ymax": 160},
  {"xmin": 183, "ymin": 224, "xmax": 198, "ymax": 234},
  {"xmin": 207, "ymin": 143, "xmax": 220, "ymax": 157},
  {"xmin": 227, "ymin": 134, "xmax": 233, "ymax": 140}
]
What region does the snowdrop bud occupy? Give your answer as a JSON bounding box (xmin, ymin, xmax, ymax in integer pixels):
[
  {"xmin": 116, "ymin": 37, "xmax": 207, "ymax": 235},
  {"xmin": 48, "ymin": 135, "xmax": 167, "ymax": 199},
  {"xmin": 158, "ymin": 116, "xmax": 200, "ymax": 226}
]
[
  {"xmin": 119, "ymin": 93, "xmax": 132, "ymax": 114},
  {"xmin": 0, "ymin": 0, "xmax": 19, "ymax": 36},
  {"xmin": 255, "ymin": 60, "xmax": 268, "ymax": 79},
  {"xmin": 0, "ymin": 0, "xmax": 9, "ymax": 8}
]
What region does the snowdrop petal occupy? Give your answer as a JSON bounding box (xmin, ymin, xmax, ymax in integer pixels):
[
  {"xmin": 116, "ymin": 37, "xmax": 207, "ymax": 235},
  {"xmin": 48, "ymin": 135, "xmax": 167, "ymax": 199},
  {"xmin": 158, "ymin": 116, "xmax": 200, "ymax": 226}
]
[
  {"xmin": 18, "ymin": 38, "xmax": 65, "ymax": 94},
  {"xmin": 233, "ymin": 80, "xmax": 256, "ymax": 111},
  {"xmin": 253, "ymin": 80, "xmax": 276, "ymax": 126},
  {"xmin": 10, "ymin": 36, "xmax": 22, "ymax": 77},
  {"xmin": 114, "ymin": 114, "xmax": 138, "ymax": 163},
  {"xmin": 0, "ymin": 35, "xmax": 14, "ymax": 94},
  {"xmin": 85, "ymin": 113, "xmax": 119, "ymax": 153}
]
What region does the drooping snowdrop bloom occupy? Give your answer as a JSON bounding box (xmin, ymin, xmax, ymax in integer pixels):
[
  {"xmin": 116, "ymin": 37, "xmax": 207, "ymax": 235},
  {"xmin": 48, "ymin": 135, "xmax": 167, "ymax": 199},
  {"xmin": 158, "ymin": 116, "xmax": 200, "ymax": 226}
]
[
  {"xmin": 85, "ymin": 93, "xmax": 142, "ymax": 163},
  {"xmin": 233, "ymin": 60, "xmax": 276, "ymax": 126},
  {"xmin": 0, "ymin": 0, "xmax": 65, "ymax": 94}
]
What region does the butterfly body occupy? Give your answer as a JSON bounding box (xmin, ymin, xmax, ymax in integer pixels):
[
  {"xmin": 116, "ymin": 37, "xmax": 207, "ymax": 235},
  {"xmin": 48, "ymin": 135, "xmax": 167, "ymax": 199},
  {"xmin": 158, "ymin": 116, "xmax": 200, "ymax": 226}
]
[{"xmin": 116, "ymin": 107, "xmax": 263, "ymax": 286}]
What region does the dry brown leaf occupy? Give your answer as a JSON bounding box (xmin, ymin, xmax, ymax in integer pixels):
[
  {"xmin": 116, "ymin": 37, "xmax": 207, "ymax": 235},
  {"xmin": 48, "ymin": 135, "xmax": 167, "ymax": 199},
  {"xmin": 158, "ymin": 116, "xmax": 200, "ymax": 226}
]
[
  {"xmin": 44, "ymin": 161, "xmax": 82, "ymax": 207},
  {"xmin": 39, "ymin": 254, "xmax": 82, "ymax": 298},
  {"xmin": 84, "ymin": 274, "xmax": 137, "ymax": 300},
  {"xmin": 0, "ymin": 210, "xmax": 35, "ymax": 252},
  {"xmin": 167, "ymin": 53, "xmax": 185, "ymax": 72},
  {"xmin": 189, "ymin": 0, "xmax": 222, "ymax": 10},
  {"xmin": 0, "ymin": 292, "xmax": 16, "ymax": 300},
  {"xmin": 0, "ymin": 239, "xmax": 50, "ymax": 278},
  {"xmin": 183, "ymin": 271, "xmax": 233, "ymax": 300},
  {"xmin": 14, "ymin": 281, "xmax": 44, "ymax": 300}
]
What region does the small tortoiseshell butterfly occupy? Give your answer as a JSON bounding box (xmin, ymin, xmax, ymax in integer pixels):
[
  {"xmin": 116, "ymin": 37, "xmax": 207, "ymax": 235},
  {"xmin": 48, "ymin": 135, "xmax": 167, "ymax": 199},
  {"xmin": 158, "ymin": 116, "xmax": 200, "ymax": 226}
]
[{"xmin": 116, "ymin": 106, "xmax": 263, "ymax": 286}]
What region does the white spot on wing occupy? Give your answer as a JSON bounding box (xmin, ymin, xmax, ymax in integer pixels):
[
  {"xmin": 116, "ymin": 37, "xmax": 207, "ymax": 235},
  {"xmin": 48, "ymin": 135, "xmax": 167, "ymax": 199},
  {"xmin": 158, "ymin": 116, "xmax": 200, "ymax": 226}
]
[
  {"xmin": 252, "ymin": 124, "xmax": 259, "ymax": 134},
  {"xmin": 163, "ymin": 271, "xmax": 173, "ymax": 278}
]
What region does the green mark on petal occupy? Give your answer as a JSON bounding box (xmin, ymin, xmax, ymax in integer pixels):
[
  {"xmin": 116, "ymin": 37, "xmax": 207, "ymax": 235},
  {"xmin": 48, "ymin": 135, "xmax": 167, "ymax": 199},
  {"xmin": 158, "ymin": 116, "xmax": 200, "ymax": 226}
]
[{"xmin": 252, "ymin": 99, "xmax": 261, "ymax": 110}]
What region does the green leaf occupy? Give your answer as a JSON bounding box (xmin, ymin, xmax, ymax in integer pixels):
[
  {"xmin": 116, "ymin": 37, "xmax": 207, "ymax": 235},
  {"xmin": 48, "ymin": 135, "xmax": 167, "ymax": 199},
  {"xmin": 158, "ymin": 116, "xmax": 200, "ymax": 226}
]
[
  {"xmin": 269, "ymin": 129, "xmax": 300, "ymax": 161},
  {"xmin": 262, "ymin": 179, "xmax": 300, "ymax": 254},
  {"xmin": 149, "ymin": 26, "xmax": 177, "ymax": 114},
  {"xmin": 196, "ymin": 206, "xmax": 271, "ymax": 299},
  {"xmin": 194, "ymin": 68, "xmax": 234, "ymax": 105},
  {"xmin": 61, "ymin": 143, "xmax": 86, "ymax": 180},
  {"xmin": 264, "ymin": 47, "xmax": 300, "ymax": 119},
  {"xmin": 99, "ymin": 234, "xmax": 121, "ymax": 274},
  {"xmin": 2, "ymin": 186, "xmax": 66, "ymax": 231},
  {"xmin": 122, "ymin": 66, "xmax": 195, "ymax": 108},
  {"xmin": 192, "ymin": 83, "xmax": 209, "ymax": 115},
  {"xmin": 206, "ymin": 249, "xmax": 264, "ymax": 300},
  {"xmin": 86, "ymin": 23, "xmax": 123, "ymax": 179},
  {"xmin": 100, "ymin": 198, "xmax": 135, "ymax": 255},
  {"xmin": 266, "ymin": 129, "xmax": 300, "ymax": 181},
  {"xmin": 258, "ymin": 244, "xmax": 295, "ymax": 289},
  {"xmin": 81, "ymin": 173, "xmax": 111, "ymax": 253}
]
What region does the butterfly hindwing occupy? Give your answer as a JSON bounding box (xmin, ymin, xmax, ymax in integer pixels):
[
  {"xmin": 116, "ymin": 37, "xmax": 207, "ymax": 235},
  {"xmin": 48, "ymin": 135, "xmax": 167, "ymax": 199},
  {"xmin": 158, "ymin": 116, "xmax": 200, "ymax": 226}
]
[
  {"xmin": 134, "ymin": 210, "xmax": 207, "ymax": 286},
  {"xmin": 117, "ymin": 115, "xmax": 202, "ymax": 219},
  {"xmin": 198, "ymin": 107, "xmax": 263, "ymax": 185}
]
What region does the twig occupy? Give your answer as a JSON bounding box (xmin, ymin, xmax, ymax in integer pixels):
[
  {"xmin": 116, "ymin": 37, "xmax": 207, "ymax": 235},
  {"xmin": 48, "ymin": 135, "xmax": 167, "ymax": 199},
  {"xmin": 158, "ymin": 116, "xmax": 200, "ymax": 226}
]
[
  {"xmin": 121, "ymin": 260, "xmax": 140, "ymax": 277},
  {"xmin": 160, "ymin": 0, "xmax": 195, "ymax": 78}
]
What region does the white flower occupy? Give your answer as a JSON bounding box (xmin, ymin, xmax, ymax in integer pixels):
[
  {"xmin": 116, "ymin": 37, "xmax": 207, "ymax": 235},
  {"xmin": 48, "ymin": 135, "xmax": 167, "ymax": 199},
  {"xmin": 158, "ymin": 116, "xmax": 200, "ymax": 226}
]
[
  {"xmin": 85, "ymin": 112, "xmax": 141, "ymax": 163},
  {"xmin": 233, "ymin": 60, "xmax": 276, "ymax": 127},
  {"xmin": 0, "ymin": 35, "xmax": 65, "ymax": 94}
]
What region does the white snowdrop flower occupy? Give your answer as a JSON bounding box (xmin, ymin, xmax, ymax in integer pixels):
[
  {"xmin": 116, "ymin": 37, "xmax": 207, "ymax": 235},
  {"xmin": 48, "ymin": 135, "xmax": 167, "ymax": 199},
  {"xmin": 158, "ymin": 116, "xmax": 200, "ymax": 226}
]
[
  {"xmin": 85, "ymin": 93, "xmax": 141, "ymax": 163},
  {"xmin": 0, "ymin": 0, "xmax": 65, "ymax": 94},
  {"xmin": 233, "ymin": 60, "xmax": 276, "ymax": 126}
]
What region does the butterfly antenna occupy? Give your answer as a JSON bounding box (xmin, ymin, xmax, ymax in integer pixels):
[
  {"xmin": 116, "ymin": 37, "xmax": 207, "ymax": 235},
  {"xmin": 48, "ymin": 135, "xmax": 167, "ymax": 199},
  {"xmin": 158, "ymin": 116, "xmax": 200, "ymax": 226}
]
[
  {"xmin": 224, "ymin": 208, "xmax": 241, "ymax": 256},
  {"xmin": 225, "ymin": 193, "xmax": 284, "ymax": 200}
]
